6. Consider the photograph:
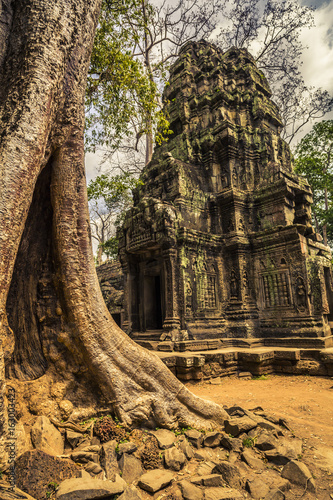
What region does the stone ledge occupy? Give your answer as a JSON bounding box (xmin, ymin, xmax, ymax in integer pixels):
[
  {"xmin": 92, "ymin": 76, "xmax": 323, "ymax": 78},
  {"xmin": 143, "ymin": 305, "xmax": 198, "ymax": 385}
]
[{"xmin": 155, "ymin": 344, "xmax": 333, "ymax": 380}]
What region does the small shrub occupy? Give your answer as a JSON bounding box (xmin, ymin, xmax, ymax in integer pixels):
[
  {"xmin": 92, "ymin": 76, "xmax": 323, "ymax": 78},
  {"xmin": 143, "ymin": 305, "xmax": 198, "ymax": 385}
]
[{"xmin": 243, "ymin": 437, "xmax": 256, "ymax": 448}]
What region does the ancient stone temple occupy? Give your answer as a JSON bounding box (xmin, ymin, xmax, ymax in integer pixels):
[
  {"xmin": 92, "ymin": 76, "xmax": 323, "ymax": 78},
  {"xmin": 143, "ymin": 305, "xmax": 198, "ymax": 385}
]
[{"xmin": 118, "ymin": 41, "xmax": 333, "ymax": 347}]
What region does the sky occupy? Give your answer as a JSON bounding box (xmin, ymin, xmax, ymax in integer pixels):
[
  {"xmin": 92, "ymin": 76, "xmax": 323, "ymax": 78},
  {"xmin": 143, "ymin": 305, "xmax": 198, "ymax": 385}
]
[{"xmin": 84, "ymin": 0, "xmax": 333, "ymax": 182}]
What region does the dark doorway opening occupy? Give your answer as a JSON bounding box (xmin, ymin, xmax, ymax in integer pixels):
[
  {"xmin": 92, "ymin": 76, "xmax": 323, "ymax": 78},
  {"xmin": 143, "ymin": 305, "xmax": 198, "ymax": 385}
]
[
  {"xmin": 112, "ymin": 313, "xmax": 121, "ymax": 327},
  {"xmin": 144, "ymin": 275, "xmax": 163, "ymax": 330}
]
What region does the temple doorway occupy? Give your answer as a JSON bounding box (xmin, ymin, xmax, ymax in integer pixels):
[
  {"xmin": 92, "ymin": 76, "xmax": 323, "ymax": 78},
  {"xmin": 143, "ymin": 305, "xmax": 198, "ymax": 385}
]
[{"xmin": 144, "ymin": 274, "xmax": 163, "ymax": 330}]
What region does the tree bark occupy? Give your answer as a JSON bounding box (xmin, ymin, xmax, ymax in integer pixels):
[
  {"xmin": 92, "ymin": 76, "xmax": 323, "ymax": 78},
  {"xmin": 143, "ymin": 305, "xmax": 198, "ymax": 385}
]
[{"xmin": 0, "ymin": 0, "xmax": 227, "ymax": 453}]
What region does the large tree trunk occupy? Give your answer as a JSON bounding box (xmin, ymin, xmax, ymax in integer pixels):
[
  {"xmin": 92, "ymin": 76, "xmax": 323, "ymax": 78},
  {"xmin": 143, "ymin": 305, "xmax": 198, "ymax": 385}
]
[{"xmin": 0, "ymin": 0, "xmax": 226, "ymax": 459}]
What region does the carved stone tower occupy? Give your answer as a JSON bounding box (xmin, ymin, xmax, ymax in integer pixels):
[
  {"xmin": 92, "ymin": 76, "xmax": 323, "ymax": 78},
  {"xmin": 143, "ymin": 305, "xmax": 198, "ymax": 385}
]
[{"xmin": 118, "ymin": 41, "xmax": 333, "ymax": 345}]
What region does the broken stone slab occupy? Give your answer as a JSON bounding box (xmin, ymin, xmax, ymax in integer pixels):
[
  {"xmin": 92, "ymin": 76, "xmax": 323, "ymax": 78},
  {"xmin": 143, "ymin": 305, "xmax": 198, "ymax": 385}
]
[
  {"xmin": 212, "ymin": 462, "xmax": 243, "ymax": 489},
  {"xmin": 259, "ymin": 470, "xmax": 291, "ymax": 492},
  {"xmin": 220, "ymin": 433, "xmax": 243, "ymax": 452},
  {"xmin": 179, "ymin": 479, "xmax": 203, "ymax": 500},
  {"xmin": 66, "ymin": 429, "xmax": 83, "ymax": 449},
  {"xmin": 196, "ymin": 460, "xmax": 218, "ymax": 476},
  {"xmin": 204, "ymin": 487, "xmax": 244, "ymax": 500},
  {"xmin": 31, "ymin": 416, "xmax": 64, "ymax": 456},
  {"xmin": 241, "ymin": 449, "xmax": 265, "ymax": 470},
  {"xmin": 185, "ymin": 429, "xmax": 204, "ymax": 448},
  {"xmin": 138, "ymin": 469, "xmax": 174, "ymax": 493},
  {"xmin": 118, "ymin": 485, "xmax": 143, "ymax": 500},
  {"xmin": 203, "ymin": 432, "xmax": 222, "ymax": 448},
  {"xmin": 99, "ymin": 440, "xmax": 119, "ymax": 480},
  {"xmin": 118, "ymin": 441, "xmax": 137, "ymax": 456},
  {"xmin": 191, "ymin": 474, "xmax": 224, "ymax": 487},
  {"xmin": 84, "ymin": 461, "xmax": 104, "ymax": 477},
  {"xmin": 281, "ymin": 460, "xmax": 316, "ymax": 493},
  {"xmin": 119, "ymin": 453, "xmax": 144, "ymax": 484},
  {"xmin": 245, "ymin": 477, "xmax": 269, "ymax": 499},
  {"xmin": 148, "ymin": 429, "xmax": 176, "ymax": 449},
  {"xmin": 264, "ymin": 438, "xmax": 302, "ymax": 465},
  {"xmin": 71, "ymin": 451, "xmax": 99, "ymax": 463},
  {"xmin": 224, "ymin": 417, "xmax": 257, "ymax": 437},
  {"xmin": 178, "ymin": 436, "xmax": 194, "ymax": 459},
  {"xmin": 55, "ymin": 476, "xmax": 126, "ymax": 500},
  {"xmin": 255, "ymin": 432, "xmax": 279, "ymax": 451},
  {"xmin": 164, "ymin": 446, "xmax": 187, "ymax": 471},
  {"xmin": 224, "ymin": 406, "xmax": 247, "ymax": 417},
  {"xmin": 265, "ymin": 489, "xmax": 285, "ymax": 500}
]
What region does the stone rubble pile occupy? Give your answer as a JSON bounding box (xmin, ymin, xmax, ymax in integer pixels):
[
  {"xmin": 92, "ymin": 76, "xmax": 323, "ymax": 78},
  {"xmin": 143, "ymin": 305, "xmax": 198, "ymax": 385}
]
[{"xmin": 0, "ymin": 406, "xmax": 318, "ymax": 500}]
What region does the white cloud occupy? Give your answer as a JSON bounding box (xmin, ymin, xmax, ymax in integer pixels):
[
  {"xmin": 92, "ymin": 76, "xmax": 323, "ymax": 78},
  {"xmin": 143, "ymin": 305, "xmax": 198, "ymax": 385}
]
[
  {"xmin": 300, "ymin": 2, "xmax": 333, "ymax": 93},
  {"xmin": 85, "ymin": 150, "xmax": 104, "ymax": 184}
]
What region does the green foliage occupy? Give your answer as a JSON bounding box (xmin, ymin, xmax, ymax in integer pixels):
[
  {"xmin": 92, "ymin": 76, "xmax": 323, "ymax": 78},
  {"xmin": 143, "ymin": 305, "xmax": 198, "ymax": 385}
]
[
  {"xmin": 243, "ymin": 437, "xmax": 256, "ymax": 448},
  {"xmin": 46, "ymin": 481, "xmax": 59, "ymax": 498},
  {"xmin": 87, "ymin": 172, "xmax": 142, "ymax": 262},
  {"xmin": 252, "ymin": 374, "xmax": 269, "ymax": 380},
  {"xmin": 295, "ymin": 120, "xmax": 333, "ymax": 246},
  {"xmin": 101, "ymin": 237, "xmax": 119, "ymax": 260},
  {"xmin": 85, "ymin": 0, "xmax": 170, "ymax": 155}
]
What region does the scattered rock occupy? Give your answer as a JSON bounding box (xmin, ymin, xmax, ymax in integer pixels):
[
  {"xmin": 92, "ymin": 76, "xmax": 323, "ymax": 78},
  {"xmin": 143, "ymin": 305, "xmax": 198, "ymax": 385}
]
[
  {"xmin": 178, "ymin": 436, "xmax": 194, "ymax": 459},
  {"xmin": 99, "ymin": 440, "xmax": 119, "ymax": 480},
  {"xmin": 138, "ymin": 469, "xmax": 174, "ymax": 493},
  {"xmin": 241, "ymin": 449, "xmax": 265, "ymax": 470},
  {"xmin": 118, "ymin": 485, "xmax": 143, "ymax": 500},
  {"xmin": 66, "ymin": 430, "xmax": 83, "ymax": 449},
  {"xmin": 204, "ymin": 487, "xmax": 244, "ymax": 499},
  {"xmin": 264, "ymin": 438, "xmax": 302, "ymax": 465},
  {"xmin": 55, "ymin": 476, "xmax": 126, "ymax": 500},
  {"xmin": 74, "ymin": 438, "xmax": 91, "ymax": 451},
  {"xmin": 196, "ymin": 460, "xmax": 218, "ymax": 476},
  {"xmin": 255, "ymin": 432, "xmax": 278, "ymax": 451},
  {"xmin": 15, "ymin": 421, "xmax": 28, "ymax": 456},
  {"xmin": 118, "ymin": 441, "xmax": 137, "ymax": 455},
  {"xmin": 71, "ymin": 451, "xmax": 99, "ymax": 463},
  {"xmin": 164, "ymin": 446, "xmax": 187, "ymax": 471},
  {"xmin": 260, "ymin": 470, "xmax": 291, "ymax": 492},
  {"xmin": 15, "ymin": 450, "xmax": 81, "ymax": 500},
  {"xmin": 179, "ymin": 479, "xmax": 203, "ymax": 500},
  {"xmin": 191, "ymin": 474, "xmax": 224, "ymax": 487},
  {"xmin": 212, "ymin": 462, "xmax": 243, "ymax": 489},
  {"xmin": 220, "ymin": 434, "xmax": 243, "ymax": 452},
  {"xmin": 185, "ymin": 429, "xmax": 204, "ymax": 448},
  {"xmin": 245, "ymin": 476, "xmax": 269, "ymax": 499},
  {"xmin": 224, "ymin": 417, "xmax": 257, "ymax": 437},
  {"xmin": 281, "ymin": 460, "xmax": 316, "ymax": 493},
  {"xmin": 84, "ymin": 461, "xmax": 104, "ymax": 477},
  {"xmin": 149, "ymin": 429, "xmax": 176, "ymax": 449},
  {"xmin": 203, "ymin": 432, "xmax": 222, "ymax": 448},
  {"xmin": 119, "ymin": 453, "xmax": 144, "ymax": 483},
  {"xmin": 266, "ymin": 489, "xmax": 285, "ymax": 500},
  {"xmin": 31, "ymin": 416, "xmax": 64, "ymax": 456}
]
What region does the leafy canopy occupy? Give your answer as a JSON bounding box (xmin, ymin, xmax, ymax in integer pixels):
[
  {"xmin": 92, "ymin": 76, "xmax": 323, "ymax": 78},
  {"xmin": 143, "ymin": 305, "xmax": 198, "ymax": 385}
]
[{"xmin": 295, "ymin": 120, "xmax": 333, "ymax": 246}]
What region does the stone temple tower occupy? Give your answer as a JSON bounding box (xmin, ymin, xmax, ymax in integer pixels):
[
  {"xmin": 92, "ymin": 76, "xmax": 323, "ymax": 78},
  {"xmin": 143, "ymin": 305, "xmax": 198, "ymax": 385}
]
[{"xmin": 118, "ymin": 41, "xmax": 333, "ymax": 347}]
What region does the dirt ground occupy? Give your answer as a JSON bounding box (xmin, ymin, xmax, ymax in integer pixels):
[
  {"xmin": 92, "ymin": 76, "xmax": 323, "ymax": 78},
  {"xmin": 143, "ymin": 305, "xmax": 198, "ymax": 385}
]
[{"xmin": 186, "ymin": 374, "xmax": 333, "ymax": 497}]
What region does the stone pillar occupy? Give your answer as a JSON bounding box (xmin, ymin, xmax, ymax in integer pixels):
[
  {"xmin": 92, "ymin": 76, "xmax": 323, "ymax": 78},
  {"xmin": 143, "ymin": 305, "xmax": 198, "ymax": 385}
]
[{"xmin": 161, "ymin": 248, "xmax": 181, "ymax": 340}]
